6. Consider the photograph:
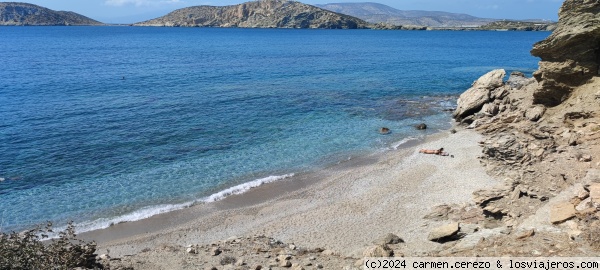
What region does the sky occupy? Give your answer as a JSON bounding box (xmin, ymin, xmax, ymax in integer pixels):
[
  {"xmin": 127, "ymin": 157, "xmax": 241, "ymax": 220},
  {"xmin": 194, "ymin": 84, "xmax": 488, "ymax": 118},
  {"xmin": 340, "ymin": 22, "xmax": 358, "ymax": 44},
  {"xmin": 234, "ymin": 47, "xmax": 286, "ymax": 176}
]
[{"xmin": 15, "ymin": 0, "xmax": 565, "ymax": 24}]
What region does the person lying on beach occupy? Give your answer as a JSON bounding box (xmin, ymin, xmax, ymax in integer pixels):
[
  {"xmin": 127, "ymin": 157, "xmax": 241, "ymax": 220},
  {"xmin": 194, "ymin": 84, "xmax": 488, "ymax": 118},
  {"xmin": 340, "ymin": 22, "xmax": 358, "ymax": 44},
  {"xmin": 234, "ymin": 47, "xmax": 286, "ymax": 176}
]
[{"xmin": 419, "ymin": 147, "xmax": 450, "ymax": 156}]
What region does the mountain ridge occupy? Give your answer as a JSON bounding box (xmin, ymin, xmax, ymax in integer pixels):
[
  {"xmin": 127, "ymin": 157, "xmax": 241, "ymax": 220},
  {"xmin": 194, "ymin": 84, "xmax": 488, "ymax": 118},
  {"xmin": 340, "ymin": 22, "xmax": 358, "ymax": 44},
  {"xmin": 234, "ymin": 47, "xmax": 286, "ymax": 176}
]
[{"xmin": 315, "ymin": 2, "xmax": 496, "ymax": 27}]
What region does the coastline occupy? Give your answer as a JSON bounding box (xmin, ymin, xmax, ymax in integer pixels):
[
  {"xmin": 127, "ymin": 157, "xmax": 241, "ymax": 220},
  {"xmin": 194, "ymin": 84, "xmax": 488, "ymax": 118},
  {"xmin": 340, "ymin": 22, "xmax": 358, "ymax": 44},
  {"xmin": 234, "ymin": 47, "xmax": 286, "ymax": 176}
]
[{"xmin": 83, "ymin": 126, "xmax": 499, "ymax": 259}]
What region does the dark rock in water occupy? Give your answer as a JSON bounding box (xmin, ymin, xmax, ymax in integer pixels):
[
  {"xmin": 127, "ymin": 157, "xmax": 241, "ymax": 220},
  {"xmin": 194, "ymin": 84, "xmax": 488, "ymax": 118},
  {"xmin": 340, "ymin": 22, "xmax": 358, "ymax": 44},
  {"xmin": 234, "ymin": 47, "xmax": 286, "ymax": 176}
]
[
  {"xmin": 530, "ymin": 0, "xmax": 600, "ymax": 106},
  {"xmin": 380, "ymin": 127, "xmax": 391, "ymax": 134},
  {"xmin": 415, "ymin": 123, "xmax": 427, "ymax": 130}
]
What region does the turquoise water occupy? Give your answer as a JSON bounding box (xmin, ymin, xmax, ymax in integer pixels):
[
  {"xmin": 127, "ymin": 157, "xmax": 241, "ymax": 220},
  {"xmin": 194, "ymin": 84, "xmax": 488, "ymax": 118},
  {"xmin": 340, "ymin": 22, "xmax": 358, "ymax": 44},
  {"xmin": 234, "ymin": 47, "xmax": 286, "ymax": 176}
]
[{"xmin": 0, "ymin": 27, "xmax": 549, "ymax": 232}]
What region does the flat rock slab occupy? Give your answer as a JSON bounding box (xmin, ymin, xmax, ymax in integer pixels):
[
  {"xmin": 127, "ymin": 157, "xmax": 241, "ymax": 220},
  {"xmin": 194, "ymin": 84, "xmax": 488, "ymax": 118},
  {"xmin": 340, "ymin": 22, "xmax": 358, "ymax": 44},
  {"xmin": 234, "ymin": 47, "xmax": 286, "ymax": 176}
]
[
  {"xmin": 428, "ymin": 222, "xmax": 459, "ymax": 242},
  {"xmin": 550, "ymin": 201, "xmax": 576, "ymax": 224},
  {"xmin": 589, "ymin": 183, "xmax": 600, "ymax": 204}
]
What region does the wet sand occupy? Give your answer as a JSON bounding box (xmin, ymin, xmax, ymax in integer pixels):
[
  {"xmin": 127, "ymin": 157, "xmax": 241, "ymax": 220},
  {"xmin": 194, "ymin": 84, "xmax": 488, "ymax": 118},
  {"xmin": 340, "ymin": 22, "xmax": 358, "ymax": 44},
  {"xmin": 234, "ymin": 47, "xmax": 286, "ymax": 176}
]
[{"xmin": 83, "ymin": 127, "xmax": 499, "ymax": 258}]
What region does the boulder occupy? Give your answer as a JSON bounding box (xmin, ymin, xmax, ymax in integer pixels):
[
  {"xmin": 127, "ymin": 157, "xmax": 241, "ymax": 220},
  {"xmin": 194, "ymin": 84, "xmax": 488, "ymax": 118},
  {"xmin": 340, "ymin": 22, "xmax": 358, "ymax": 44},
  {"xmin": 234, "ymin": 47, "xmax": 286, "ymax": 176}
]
[
  {"xmin": 427, "ymin": 222, "xmax": 460, "ymax": 242},
  {"xmin": 550, "ymin": 201, "xmax": 577, "ymax": 224},
  {"xmin": 530, "ymin": 0, "xmax": 600, "ymax": 106},
  {"xmin": 515, "ymin": 229, "xmax": 535, "ymax": 239},
  {"xmin": 525, "ymin": 105, "xmax": 546, "ymax": 121},
  {"xmin": 321, "ymin": 249, "xmax": 335, "ymax": 256},
  {"xmin": 472, "ymin": 69, "xmax": 506, "ymax": 89},
  {"xmin": 453, "ymin": 69, "xmax": 506, "ymax": 120},
  {"xmin": 375, "ymin": 233, "xmax": 404, "ymax": 245},
  {"xmin": 473, "ymin": 188, "xmax": 507, "ymax": 206},
  {"xmin": 291, "ymin": 264, "xmax": 304, "ymax": 270},
  {"xmin": 415, "ymin": 123, "xmax": 427, "ymax": 130},
  {"xmin": 362, "ymin": 245, "xmax": 393, "ymax": 257}
]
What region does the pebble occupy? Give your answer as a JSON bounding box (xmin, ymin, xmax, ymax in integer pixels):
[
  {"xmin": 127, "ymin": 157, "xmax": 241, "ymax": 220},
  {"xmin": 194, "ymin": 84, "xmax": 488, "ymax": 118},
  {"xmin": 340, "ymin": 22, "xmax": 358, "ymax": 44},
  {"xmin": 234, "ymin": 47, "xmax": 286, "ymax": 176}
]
[{"xmin": 210, "ymin": 247, "xmax": 222, "ymax": 256}]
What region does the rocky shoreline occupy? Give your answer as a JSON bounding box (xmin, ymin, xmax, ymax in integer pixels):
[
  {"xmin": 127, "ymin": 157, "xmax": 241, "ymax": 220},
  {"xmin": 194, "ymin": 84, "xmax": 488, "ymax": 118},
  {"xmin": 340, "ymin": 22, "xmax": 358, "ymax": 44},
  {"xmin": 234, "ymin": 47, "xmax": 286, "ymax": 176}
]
[
  {"xmin": 105, "ymin": 1, "xmax": 599, "ymax": 269},
  {"xmin": 437, "ymin": 0, "xmax": 600, "ymax": 256},
  {"xmin": 29, "ymin": 0, "xmax": 598, "ymax": 269}
]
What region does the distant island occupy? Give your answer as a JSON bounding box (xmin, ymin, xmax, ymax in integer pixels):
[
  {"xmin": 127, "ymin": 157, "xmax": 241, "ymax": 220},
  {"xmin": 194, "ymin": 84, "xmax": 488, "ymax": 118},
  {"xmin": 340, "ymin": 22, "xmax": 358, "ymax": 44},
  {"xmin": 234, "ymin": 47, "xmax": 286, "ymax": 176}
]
[
  {"xmin": 133, "ymin": 0, "xmax": 555, "ymax": 31},
  {"xmin": 316, "ymin": 2, "xmax": 495, "ymax": 27},
  {"xmin": 0, "ymin": 2, "xmax": 103, "ymax": 26},
  {"xmin": 317, "ymin": 2, "xmax": 556, "ymax": 31},
  {"xmin": 0, "ymin": 0, "xmax": 555, "ymax": 31},
  {"xmin": 133, "ymin": 0, "xmax": 369, "ymax": 29}
]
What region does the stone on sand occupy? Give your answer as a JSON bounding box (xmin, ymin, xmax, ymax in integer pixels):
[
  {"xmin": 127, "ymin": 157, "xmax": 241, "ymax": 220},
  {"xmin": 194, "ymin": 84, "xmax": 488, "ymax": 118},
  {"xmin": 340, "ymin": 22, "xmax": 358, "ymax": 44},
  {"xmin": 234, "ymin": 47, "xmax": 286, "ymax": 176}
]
[
  {"xmin": 550, "ymin": 201, "xmax": 576, "ymax": 224},
  {"xmin": 427, "ymin": 222, "xmax": 460, "ymax": 242},
  {"xmin": 375, "ymin": 233, "xmax": 404, "ymax": 245},
  {"xmin": 362, "ymin": 245, "xmax": 393, "ymax": 257}
]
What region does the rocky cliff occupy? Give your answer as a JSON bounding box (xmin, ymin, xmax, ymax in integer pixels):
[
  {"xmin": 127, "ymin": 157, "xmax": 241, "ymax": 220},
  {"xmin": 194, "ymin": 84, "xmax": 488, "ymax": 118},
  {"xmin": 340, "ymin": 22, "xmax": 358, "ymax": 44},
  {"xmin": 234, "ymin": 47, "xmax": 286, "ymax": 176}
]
[
  {"xmin": 448, "ymin": 0, "xmax": 600, "ymax": 256},
  {"xmin": 133, "ymin": 0, "xmax": 369, "ymax": 29},
  {"xmin": 530, "ymin": 0, "xmax": 600, "ymax": 106},
  {"xmin": 0, "ymin": 2, "xmax": 103, "ymax": 26}
]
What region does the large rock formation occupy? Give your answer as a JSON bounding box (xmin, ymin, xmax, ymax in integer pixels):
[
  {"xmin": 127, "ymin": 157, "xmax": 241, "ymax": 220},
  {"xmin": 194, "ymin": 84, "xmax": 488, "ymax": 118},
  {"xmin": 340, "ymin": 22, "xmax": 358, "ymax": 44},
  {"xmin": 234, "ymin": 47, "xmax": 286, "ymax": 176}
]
[
  {"xmin": 447, "ymin": 0, "xmax": 600, "ymax": 258},
  {"xmin": 530, "ymin": 0, "xmax": 600, "ymax": 106},
  {"xmin": 453, "ymin": 69, "xmax": 507, "ymax": 121},
  {"xmin": 0, "ymin": 2, "xmax": 103, "ymax": 26},
  {"xmin": 134, "ymin": 0, "xmax": 370, "ymax": 29}
]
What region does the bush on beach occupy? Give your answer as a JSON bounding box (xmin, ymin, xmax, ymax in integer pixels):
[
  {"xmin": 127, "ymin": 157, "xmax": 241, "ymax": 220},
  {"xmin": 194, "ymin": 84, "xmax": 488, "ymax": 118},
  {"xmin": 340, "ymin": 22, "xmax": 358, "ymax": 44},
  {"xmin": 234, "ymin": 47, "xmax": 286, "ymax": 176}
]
[{"xmin": 0, "ymin": 221, "xmax": 107, "ymax": 270}]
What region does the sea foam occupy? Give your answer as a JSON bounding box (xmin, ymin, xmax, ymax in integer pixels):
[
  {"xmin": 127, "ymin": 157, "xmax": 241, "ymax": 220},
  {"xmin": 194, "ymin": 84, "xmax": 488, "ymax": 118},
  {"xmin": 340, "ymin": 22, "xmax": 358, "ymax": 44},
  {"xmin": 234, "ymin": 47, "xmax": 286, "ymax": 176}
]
[
  {"xmin": 203, "ymin": 174, "xmax": 295, "ymax": 202},
  {"xmin": 52, "ymin": 174, "xmax": 296, "ymax": 235}
]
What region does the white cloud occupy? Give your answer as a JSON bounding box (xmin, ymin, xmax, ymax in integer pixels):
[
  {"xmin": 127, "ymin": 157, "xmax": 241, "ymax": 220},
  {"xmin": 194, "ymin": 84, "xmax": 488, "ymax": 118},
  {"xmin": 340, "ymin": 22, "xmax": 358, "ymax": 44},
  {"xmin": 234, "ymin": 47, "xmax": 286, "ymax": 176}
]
[{"xmin": 105, "ymin": 0, "xmax": 183, "ymax": 7}]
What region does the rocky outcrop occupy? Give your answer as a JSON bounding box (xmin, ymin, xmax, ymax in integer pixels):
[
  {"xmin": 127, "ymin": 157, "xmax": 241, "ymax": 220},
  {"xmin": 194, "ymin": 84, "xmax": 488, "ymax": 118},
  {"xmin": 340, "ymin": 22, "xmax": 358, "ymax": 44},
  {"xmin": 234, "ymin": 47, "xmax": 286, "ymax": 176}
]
[
  {"xmin": 530, "ymin": 0, "xmax": 600, "ymax": 106},
  {"xmin": 446, "ymin": 0, "xmax": 600, "ymax": 257},
  {"xmin": 453, "ymin": 69, "xmax": 506, "ymax": 121},
  {"xmin": 0, "ymin": 2, "xmax": 102, "ymax": 26},
  {"xmin": 134, "ymin": 0, "xmax": 370, "ymax": 29}
]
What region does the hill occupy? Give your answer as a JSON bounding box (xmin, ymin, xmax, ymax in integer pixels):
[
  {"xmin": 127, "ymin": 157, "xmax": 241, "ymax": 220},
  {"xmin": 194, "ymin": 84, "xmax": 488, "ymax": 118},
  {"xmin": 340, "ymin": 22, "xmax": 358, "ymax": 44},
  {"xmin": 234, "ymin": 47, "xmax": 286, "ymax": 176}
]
[
  {"xmin": 316, "ymin": 2, "xmax": 495, "ymax": 27},
  {"xmin": 0, "ymin": 2, "xmax": 103, "ymax": 26},
  {"xmin": 134, "ymin": 0, "xmax": 370, "ymax": 29}
]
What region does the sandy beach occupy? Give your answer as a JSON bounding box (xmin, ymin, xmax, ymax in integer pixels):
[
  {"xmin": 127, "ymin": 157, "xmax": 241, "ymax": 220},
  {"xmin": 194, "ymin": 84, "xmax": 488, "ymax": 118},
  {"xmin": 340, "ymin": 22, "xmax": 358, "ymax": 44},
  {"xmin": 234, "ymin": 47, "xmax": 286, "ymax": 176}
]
[{"xmin": 84, "ymin": 127, "xmax": 499, "ymax": 260}]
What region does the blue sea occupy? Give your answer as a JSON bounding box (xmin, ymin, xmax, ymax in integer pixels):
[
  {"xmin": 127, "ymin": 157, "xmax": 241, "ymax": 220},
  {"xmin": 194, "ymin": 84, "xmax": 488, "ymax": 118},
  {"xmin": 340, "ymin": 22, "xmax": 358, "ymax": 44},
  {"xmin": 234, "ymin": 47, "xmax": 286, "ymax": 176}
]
[{"xmin": 0, "ymin": 27, "xmax": 549, "ymax": 233}]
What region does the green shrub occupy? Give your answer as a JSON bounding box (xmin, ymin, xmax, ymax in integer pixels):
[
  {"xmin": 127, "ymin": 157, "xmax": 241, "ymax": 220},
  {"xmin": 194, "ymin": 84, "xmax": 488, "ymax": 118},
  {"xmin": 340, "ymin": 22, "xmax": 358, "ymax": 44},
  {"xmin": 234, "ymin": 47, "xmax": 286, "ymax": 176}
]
[{"xmin": 0, "ymin": 221, "xmax": 107, "ymax": 269}]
